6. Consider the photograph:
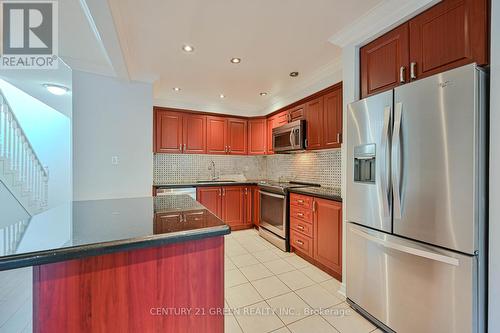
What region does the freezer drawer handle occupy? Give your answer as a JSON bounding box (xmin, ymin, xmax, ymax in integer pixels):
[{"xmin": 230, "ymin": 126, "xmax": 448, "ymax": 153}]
[{"xmin": 351, "ymin": 227, "xmax": 459, "ymax": 266}]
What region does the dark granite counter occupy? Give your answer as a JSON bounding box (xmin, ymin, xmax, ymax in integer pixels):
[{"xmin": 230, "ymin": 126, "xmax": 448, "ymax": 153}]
[
  {"xmin": 289, "ymin": 187, "xmax": 342, "ymax": 202},
  {"xmin": 0, "ymin": 195, "xmax": 229, "ymax": 271}
]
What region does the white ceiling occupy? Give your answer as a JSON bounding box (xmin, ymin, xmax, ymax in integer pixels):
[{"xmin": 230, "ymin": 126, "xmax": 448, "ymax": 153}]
[{"xmin": 108, "ymin": 0, "xmax": 383, "ymax": 116}]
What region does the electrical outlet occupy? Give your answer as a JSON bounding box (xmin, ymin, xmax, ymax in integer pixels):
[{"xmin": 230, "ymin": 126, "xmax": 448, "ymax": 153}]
[{"xmin": 111, "ymin": 156, "xmax": 119, "ymax": 165}]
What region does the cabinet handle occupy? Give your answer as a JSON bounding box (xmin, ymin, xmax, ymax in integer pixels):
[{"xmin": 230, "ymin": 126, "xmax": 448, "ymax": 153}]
[
  {"xmin": 312, "ymin": 201, "xmax": 317, "ymax": 212},
  {"xmin": 296, "ymin": 240, "xmax": 304, "ymax": 245},
  {"xmin": 179, "ymin": 143, "xmax": 182, "ymax": 152},
  {"xmin": 244, "ymin": 188, "xmax": 248, "ymax": 195},
  {"xmin": 410, "ymin": 62, "xmax": 417, "ymax": 80},
  {"xmin": 219, "ymin": 189, "xmax": 222, "ymax": 196},
  {"xmin": 399, "ymin": 66, "xmax": 406, "ymax": 83},
  {"xmin": 297, "ymin": 212, "xmax": 304, "ymax": 217},
  {"xmin": 184, "ymin": 144, "xmax": 186, "ymax": 151},
  {"xmin": 336, "ymin": 133, "xmax": 340, "ymax": 143},
  {"xmin": 228, "ymin": 146, "xmax": 231, "ymax": 153},
  {"xmin": 222, "ymin": 188, "xmax": 226, "ymax": 196},
  {"xmin": 297, "ymin": 199, "xmax": 304, "ymax": 204},
  {"xmin": 297, "ymin": 225, "xmax": 305, "ymax": 230}
]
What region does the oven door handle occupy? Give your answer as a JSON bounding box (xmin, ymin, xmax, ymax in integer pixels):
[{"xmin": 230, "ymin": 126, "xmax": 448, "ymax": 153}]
[{"xmin": 259, "ymin": 190, "xmax": 285, "ymax": 199}]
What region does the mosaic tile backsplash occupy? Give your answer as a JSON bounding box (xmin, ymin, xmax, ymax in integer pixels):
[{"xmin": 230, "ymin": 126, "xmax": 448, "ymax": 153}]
[{"xmin": 154, "ymin": 149, "xmax": 342, "ymax": 189}]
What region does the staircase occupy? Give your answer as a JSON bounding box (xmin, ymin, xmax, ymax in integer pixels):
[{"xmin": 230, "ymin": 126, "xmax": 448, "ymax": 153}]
[
  {"xmin": 0, "ymin": 91, "xmax": 49, "ymax": 216},
  {"xmin": 0, "ymin": 218, "xmax": 30, "ymax": 256}
]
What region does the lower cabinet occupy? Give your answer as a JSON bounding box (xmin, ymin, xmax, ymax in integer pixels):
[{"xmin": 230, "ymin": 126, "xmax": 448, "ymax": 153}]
[
  {"xmin": 289, "ymin": 193, "xmax": 342, "ymax": 281},
  {"xmin": 197, "ymin": 186, "xmax": 254, "ymax": 230}
]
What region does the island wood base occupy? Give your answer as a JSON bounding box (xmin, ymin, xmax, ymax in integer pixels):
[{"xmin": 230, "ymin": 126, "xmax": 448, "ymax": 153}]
[{"xmin": 33, "ymin": 237, "xmax": 224, "ymax": 333}]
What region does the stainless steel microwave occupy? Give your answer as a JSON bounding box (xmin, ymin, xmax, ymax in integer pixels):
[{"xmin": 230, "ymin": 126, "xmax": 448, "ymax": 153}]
[{"xmin": 272, "ymin": 120, "xmax": 306, "ymax": 152}]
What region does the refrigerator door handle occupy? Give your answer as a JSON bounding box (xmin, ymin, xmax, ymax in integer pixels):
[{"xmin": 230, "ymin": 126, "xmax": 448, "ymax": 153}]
[
  {"xmin": 392, "ymin": 102, "xmax": 403, "ymax": 219},
  {"xmin": 380, "ymin": 106, "xmax": 391, "ymax": 217},
  {"xmin": 350, "ymin": 227, "xmax": 460, "ymax": 266}
]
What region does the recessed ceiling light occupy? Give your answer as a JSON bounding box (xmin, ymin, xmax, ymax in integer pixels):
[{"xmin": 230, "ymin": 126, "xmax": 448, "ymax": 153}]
[
  {"xmin": 173, "ymin": 87, "xmax": 181, "ymax": 92},
  {"xmin": 230, "ymin": 58, "xmax": 241, "ymax": 64},
  {"xmin": 219, "ymin": 94, "xmax": 225, "ymax": 99},
  {"xmin": 289, "ymin": 71, "xmax": 299, "ymax": 77},
  {"xmin": 260, "ymin": 92, "xmax": 268, "ymax": 96},
  {"xmin": 43, "ymin": 83, "xmax": 69, "ymax": 95},
  {"xmin": 182, "ymin": 44, "xmax": 194, "ymax": 52}
]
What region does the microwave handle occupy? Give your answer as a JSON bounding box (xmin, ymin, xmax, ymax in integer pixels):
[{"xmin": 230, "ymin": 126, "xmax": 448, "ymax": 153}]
[{"xmin": 290, "ymin": 130, "xmax": 295, "ymax": 147}]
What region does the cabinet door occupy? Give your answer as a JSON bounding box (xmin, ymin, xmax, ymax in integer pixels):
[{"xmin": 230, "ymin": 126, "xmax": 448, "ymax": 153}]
[
  {"xmin": 266, "ymin": 117, "xmax": 275, "ymax": 154},
  {"xmin": 206, "ymin": 116, "xmax": 227, "ymax": 154},
  {"xmin": 248, "ymin": 119, "xmax": 267, "ymax": 155},
  {"xmin": 222, "ymin": 187, "xmax": 245, "ymax": 227},
  {"xmin": 360, "ymin": 23, "xmax": 409, "ymax": 98},
  {"xmin": 408, "ymin": 0, "xmax": 488, "ymax": 80},
  {"xmin": 227, "ymin": 118, "xmax": 248, "ymax": 155},
  {"xmin": 289, "ymin": 104, "xmax": 305, "ymax": 121},
  {"xmin": 313, "ymin": 198, "xmax": 342, "ymax": 276},
  {"xmin": 305, "ymin": 96, "xmax": 324, "ymax": 150},
  {"xmin": 155, "ymin": 110, "xmax": 183, "ymax": 153},
  {"xmin": 183, "ymin": 113, "xmax": 207, "ymax": 154},
  {"xmin": 252, "ymin": 187, "xmax": 260, "ymax": 227},
  {"xmin": 196, "ymin": 187, "xmax": 222, "ymax": 219},
  {"xmin": 244, "ymin": 187, "xmax": 252, "ymax": 224},
  {"xmin": 322, "ymin": 87, "xmax": 343, "ymax": 149},
  {"xmin": 154, "ymin": 212, "xmax": 182, "ymax": 234},
  {"xmin": 276, "ymin": 111, "xmax": 289, "ymax": 125}
]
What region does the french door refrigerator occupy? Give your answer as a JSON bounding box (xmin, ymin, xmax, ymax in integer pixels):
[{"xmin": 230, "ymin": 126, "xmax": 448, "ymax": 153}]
[{"xmin": 346, "ymin": 64, "xmax": 487, "ymax": 333}]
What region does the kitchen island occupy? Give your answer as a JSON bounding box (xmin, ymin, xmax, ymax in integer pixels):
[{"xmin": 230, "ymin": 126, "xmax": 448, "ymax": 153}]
[{"xmin": 0, "ymin": 195, "xmax": 229, "ymax": 333}]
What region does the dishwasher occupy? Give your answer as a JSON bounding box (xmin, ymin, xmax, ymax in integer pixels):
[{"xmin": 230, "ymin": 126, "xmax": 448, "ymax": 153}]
[{"xmin": 156, "ymin": 187, "xmax": 197, "ymax": 200}]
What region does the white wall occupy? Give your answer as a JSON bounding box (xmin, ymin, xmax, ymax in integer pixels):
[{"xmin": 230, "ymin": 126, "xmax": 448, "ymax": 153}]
[
  {"xmin": 489, "ymin": 1, "xmax": 500, "ymax": 331},
  {"xmin": 72, "ymin": 71, "xmax": 153, "ymax": 200}
]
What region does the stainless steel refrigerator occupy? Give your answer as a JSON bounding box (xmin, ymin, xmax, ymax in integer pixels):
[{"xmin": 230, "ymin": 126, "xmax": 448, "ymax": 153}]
[{"xmin": 346, "ymin": 64, "xmax": 487, "ymax": 333}]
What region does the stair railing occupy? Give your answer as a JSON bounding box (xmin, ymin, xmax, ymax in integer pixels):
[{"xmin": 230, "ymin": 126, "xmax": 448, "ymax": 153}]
[{"xmin": 0, "ymin": 90, "xmax": 49, "ymax": 208}]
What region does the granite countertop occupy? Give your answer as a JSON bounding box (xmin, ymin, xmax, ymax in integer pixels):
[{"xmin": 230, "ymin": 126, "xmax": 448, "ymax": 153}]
[
  {"xmin": 288, "ymin": 187, "xmax": 342, "ymax": 202},
  {"xmin": 0, "ymin": 195, "xmax": 229, "ymax": 271}
]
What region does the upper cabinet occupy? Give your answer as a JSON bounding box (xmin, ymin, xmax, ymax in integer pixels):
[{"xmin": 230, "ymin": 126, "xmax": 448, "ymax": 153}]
[
  {"xmin": 304, "ymin": 83, "xmax": 343, "ymax": 150},
  {"xmin": 360, "ymin": 24, "xmax": 409, "ymax": 98},
  {"xmin": 360, "ymin": 0, "xmax": 489, "ymax": 98},
  {"xmin": 154, "ymin": 109, "xmax": 206, "ymax": 154},
  {"xmin": 248, "ymin": 118, "xmax": 267, "ymax": 155},
  {"xmin": 206, "ymin": 116, "xmax": 248, "ymax": 155},
  {"xmin": 305, "ymin": 97, "xmax": 324, "ymax": 150},
  {"xmin": 288, "ymin": 104, "xmax": 305, "ymax": 122},
  {"xmin": 408, "ymin": 0, "xmax": 489, "ymax": 80}
]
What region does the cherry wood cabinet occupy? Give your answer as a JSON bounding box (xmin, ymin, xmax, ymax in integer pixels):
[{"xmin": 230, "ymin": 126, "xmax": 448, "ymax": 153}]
[
  {"xmin": 154, "ymin": 109, "xmax": 206, "ymax": 154},
  {"xmin": 289, "ymin": 193, "xmax": 342, "ymax": 281},
  {"xmin": 183, "ymin": 113, "xmax": 207, "ymax": 154},
  {"xmin": 360, "ymin": 24, "xmax": 409, "ymax": 98},
  {"xmin": 305, "ymin": 97, "xmax": 324, "ymax": 150},
  {"xmin": 206, "ymin": 116, "xmax": 227, "ymax": 154},
  {"xmin": 313, "ymin": 198, "xmax": 342, "ymax": 276},
  {"xmin": 288, "ymin": 104, "xmax": 305, "ymax": 121},
  {"xmin": 266, "ymin": 114, "xmax": 284, "ymax": 154},
  {"xmin": 227, "ymin": 118, "xmax": 248, "ymax": 155},
  {"xmin": 323, "ymin": 88, "xmax": 343, "ymax": 149},
  {"xmin": 408, "ymin": 0, "xmax": 489, "ymax": 80},
  {"xmin": 155, "ymin": 110, "xmax": 183, "ymax": 153},
  {"xmin": 197, "ymin": 187, "xmax": 222, "ymax": 219},
  {"xmin": 360, "ymin": 0, "xmax": 489, "ymax": 98},
  {"xmin": 248, "ymin": 118, "xmax": 267, "ymax": 155},
  {"xmin": 197, "ymin": 186, "xmax": 253, "ymax": 230}
]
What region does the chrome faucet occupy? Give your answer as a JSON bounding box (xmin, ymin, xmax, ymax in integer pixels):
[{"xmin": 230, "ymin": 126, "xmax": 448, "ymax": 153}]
[{"xmin": 208, "ymin": 160, "xmax": 218, "ymax": 180}]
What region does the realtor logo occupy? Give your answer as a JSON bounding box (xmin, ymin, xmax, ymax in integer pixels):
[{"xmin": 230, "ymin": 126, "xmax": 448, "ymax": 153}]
[{"xmin": 1, "ymin": 1, "xmax": 58, "ymax": 69}]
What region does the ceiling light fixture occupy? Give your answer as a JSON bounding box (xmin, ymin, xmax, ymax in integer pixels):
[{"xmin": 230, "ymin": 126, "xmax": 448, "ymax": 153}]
[
  {"xmin": 289, "ymin": 71, "xmax": 299, "ymax": 77},
  {"xmin": 230, "ymin": 58, "xmax": 241, "ymax": 64},
  {"xmin": 182, "ymin": 44, "xmax": 194, "ymax": 52},
  {"xmin": 219, "ymin": 94, "xmax": 225, "ymax": 99},
  {"xmin": 173, "ymin": 87, "xmax": 181, "ymax": 92},
  {"xmin": 260, "ymin": 92, "xmax": 267, "ymax": 96},
  {"xmin": 43, "ymin": 83, "xmax": 70, "ymax": 95}
]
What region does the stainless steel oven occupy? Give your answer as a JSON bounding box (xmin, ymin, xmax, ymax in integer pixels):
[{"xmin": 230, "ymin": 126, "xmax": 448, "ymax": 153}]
[
  {"xmin": 272, "ymin": 120, "xmax": 305, "ymax": 152},
  {"xmin": 259, "ymin": 190, "xmax": 287, "ymax": 250}
]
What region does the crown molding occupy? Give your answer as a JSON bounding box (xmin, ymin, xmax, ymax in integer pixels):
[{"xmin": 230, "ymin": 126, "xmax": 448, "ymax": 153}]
[
  {"xmin": 328, "ymin": 0, "xmax": 439, "ymax": 48},
  {"xmin": 153, "ymin": 97, "xmax": 259, "ymax": 117}
]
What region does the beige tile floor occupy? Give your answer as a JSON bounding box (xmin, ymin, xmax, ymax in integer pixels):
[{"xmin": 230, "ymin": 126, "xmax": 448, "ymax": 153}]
[{"xmin": 224, "ymin": 229, "xmax": 381, "ymax": 333}]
